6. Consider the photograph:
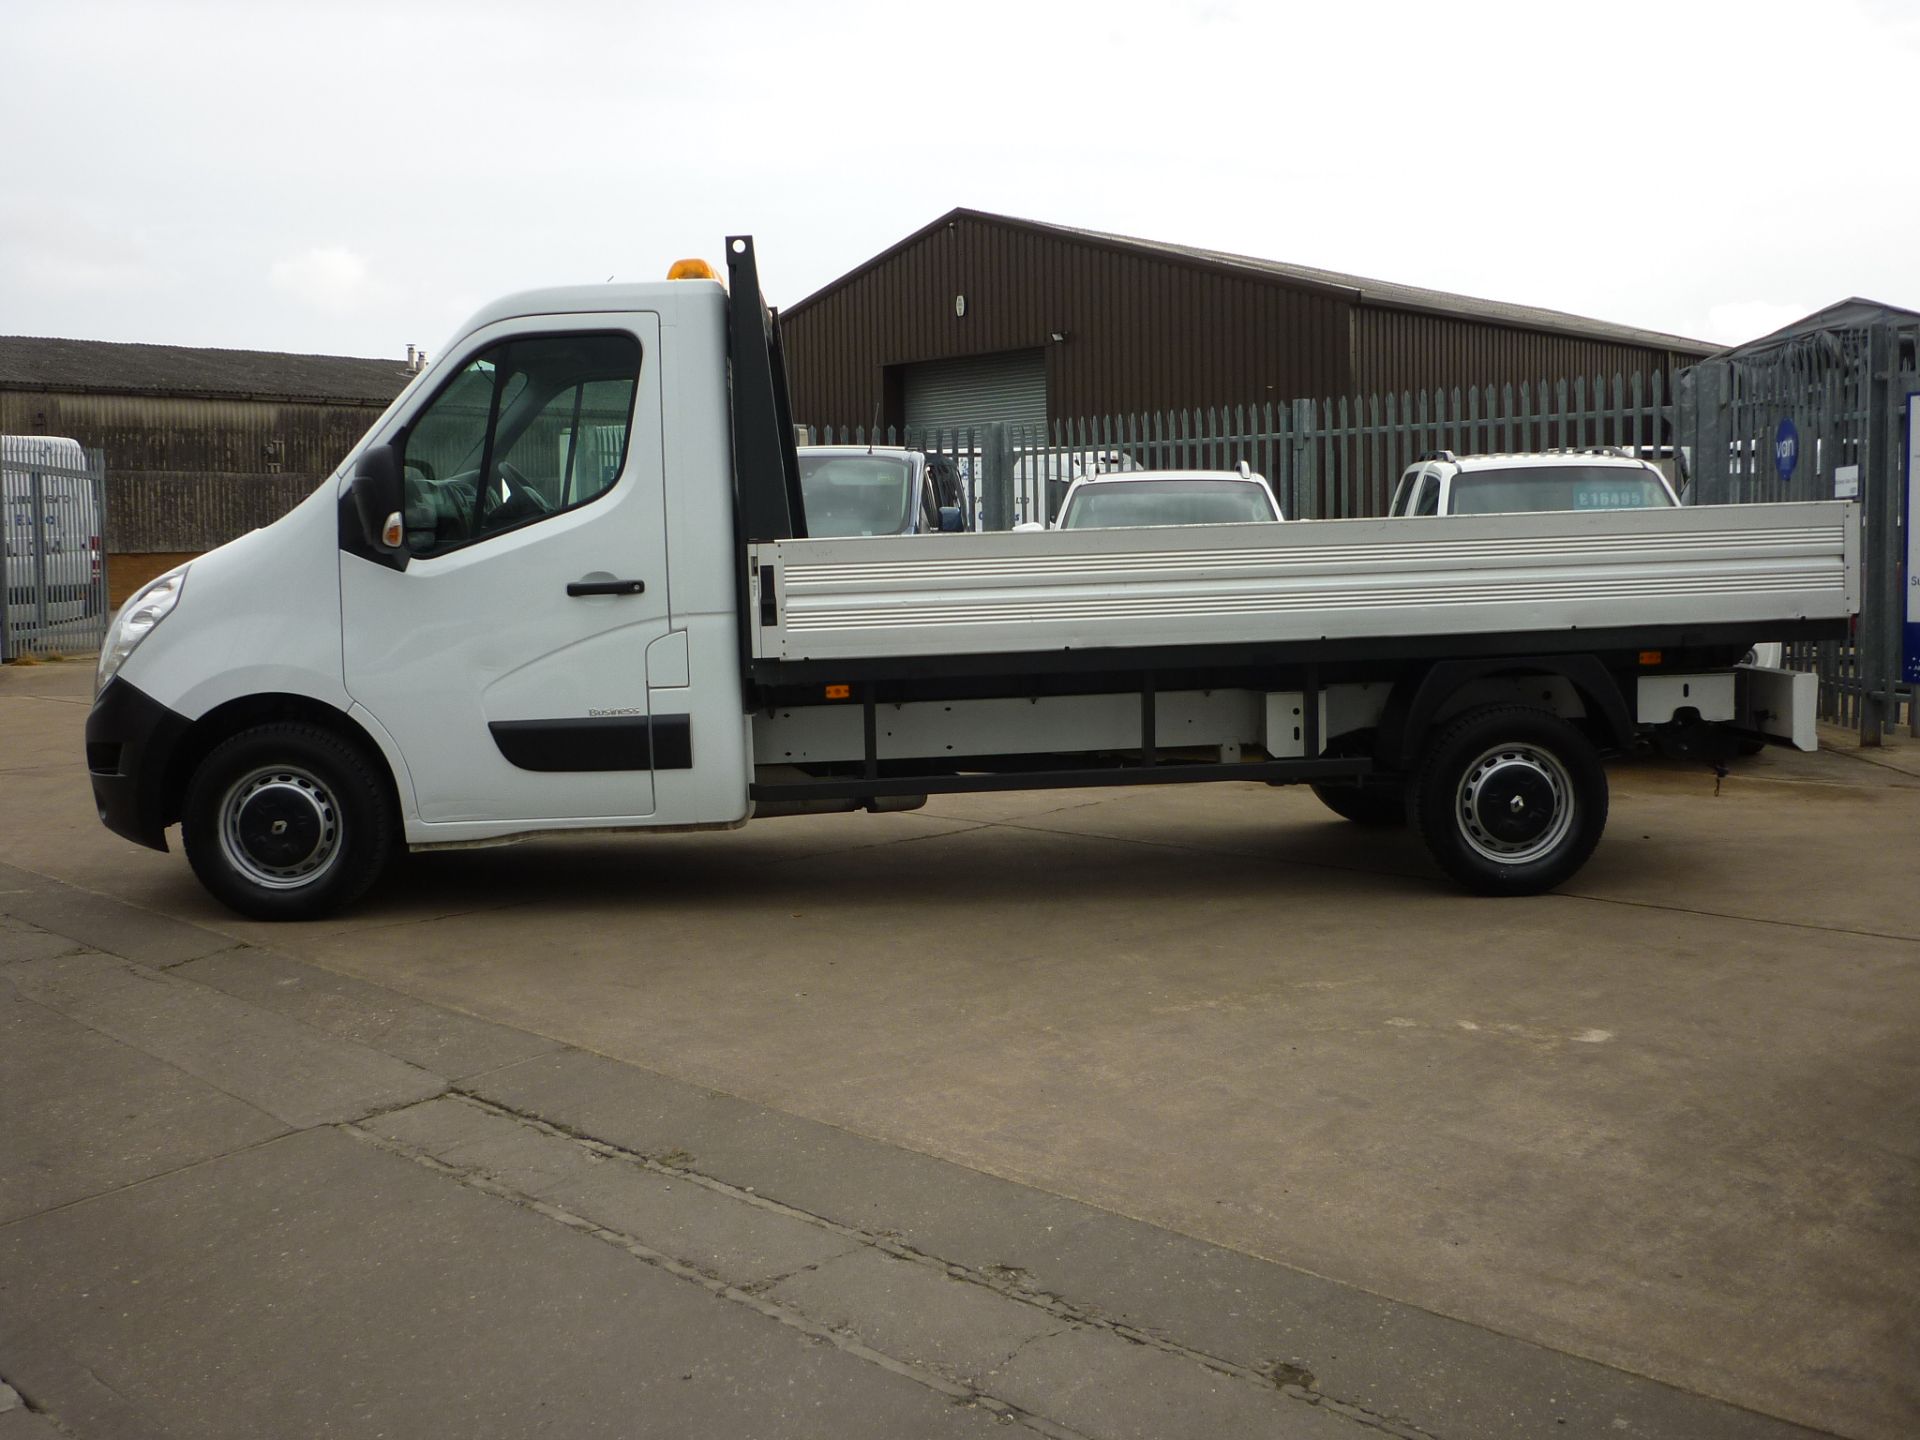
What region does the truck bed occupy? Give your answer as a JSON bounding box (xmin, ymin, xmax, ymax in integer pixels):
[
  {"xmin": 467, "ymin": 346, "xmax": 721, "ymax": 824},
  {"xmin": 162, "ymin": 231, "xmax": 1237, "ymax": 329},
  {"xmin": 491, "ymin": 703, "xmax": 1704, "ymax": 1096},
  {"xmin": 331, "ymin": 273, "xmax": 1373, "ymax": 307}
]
[{"xmin": 749, "ymin": 502, "xmax": 1856, "ymax": 668}]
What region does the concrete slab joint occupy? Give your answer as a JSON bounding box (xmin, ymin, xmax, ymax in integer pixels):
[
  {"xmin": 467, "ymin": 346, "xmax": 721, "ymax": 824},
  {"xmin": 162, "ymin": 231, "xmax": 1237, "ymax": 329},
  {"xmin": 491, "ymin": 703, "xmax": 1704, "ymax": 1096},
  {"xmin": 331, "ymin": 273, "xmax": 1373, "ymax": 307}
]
[{"xmin": 353, "ymin": 1091, "xmax": 1390, "ymax": 1440}]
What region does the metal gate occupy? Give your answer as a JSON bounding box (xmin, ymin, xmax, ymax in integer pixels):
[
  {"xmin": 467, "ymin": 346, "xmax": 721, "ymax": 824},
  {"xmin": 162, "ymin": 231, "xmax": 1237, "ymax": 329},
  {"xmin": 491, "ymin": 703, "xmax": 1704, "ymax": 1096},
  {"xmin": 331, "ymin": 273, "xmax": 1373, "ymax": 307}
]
[
  {"xmin": 1679, "ymin": 320, "xmax": 1916, "ymax": 741},
  {"xmin": 2, "ymin": 437, "xmax": 111, "ymax": 663}
]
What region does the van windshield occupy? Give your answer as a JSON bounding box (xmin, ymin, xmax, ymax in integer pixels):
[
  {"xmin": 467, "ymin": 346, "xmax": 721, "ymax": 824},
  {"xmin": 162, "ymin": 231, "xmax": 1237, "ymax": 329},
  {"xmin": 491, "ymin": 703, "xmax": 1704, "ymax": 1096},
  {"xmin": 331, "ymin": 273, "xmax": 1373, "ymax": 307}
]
[
  {"xmin": 798, "ymin": 454, "xmax": 913, "ymax": 537},
  {"xmin": 1448, "ymin": 466, "xmax": 1673, "ymax": 515},
  {"xmin": 1060, "ymin": 480, "xmax": 1277, "ymax": 529}
]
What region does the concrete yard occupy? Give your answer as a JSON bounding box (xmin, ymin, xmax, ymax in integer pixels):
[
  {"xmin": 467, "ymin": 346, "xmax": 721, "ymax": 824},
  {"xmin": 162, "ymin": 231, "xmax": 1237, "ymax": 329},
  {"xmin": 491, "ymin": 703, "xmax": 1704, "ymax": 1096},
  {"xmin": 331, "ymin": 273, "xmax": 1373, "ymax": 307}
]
[{"xmin": 1, "ymin": 656, "xmax": 1915, "ymax": 1439}]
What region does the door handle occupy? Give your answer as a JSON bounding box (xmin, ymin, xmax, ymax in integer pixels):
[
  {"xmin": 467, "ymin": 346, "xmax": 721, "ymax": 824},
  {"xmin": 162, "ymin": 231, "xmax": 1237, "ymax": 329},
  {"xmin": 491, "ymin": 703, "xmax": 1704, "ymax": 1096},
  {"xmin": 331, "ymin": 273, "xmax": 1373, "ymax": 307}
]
[{"xmin": 567, "ymin": 578, "xmax": 645, "ymax": 597}]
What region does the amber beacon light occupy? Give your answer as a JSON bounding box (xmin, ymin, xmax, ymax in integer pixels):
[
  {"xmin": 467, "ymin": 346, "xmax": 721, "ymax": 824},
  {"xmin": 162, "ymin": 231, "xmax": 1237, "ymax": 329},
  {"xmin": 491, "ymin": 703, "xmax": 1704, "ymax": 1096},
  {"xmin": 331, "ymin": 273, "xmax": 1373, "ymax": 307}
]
[{"xmin": 667, "ymin": 258, "xmax": 719, "ymax": 280}]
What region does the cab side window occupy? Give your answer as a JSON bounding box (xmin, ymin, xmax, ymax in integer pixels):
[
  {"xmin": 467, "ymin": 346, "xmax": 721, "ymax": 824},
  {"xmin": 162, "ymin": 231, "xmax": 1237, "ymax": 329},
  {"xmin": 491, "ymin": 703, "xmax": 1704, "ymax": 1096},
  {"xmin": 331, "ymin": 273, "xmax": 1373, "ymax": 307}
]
[
  {"xmin": 397, "ymin": 333, "xmax": 641, "ymax": 557},
  {"xmin": 1413, "ymin": 474, "xmax": 1441, "ymax": 516}
]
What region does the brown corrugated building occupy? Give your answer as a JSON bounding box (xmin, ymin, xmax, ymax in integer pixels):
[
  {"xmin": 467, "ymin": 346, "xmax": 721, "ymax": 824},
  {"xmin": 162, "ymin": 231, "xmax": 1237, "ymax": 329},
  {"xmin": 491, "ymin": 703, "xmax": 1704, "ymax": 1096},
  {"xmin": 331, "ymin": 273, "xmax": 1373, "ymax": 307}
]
[
  {"xmin": 780, "ymin": 208, "xmax": 1714, "ymax": 431},
  {"xmin": 0, "ymin": 336, "xmax": 412, "ymax": 598}
]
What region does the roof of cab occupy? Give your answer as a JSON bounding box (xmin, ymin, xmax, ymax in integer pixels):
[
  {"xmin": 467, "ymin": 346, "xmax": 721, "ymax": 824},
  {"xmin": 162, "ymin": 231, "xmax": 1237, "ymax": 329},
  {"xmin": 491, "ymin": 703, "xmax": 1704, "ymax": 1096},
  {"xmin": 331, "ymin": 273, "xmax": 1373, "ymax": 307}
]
[{"xmin": 457, "ymin": 280, "xmax": 723, "ymax": 335}]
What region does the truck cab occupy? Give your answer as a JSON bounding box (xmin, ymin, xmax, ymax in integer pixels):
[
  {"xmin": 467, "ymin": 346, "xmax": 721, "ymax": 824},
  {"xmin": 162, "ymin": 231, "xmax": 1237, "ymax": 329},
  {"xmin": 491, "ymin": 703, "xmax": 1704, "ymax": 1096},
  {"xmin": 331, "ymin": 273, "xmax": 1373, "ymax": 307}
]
[{"xmin": 89, "ymin": 270, "xmax": 757, "ymax": 918}]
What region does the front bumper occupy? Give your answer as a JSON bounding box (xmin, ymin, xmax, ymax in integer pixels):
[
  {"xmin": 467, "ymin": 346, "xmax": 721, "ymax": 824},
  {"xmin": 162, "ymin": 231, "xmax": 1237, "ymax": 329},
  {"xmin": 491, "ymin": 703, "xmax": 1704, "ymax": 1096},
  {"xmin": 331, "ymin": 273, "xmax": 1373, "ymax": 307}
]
[{"xmin": 86, "ymin": 677, "xmax": 191, "ymax": 852}]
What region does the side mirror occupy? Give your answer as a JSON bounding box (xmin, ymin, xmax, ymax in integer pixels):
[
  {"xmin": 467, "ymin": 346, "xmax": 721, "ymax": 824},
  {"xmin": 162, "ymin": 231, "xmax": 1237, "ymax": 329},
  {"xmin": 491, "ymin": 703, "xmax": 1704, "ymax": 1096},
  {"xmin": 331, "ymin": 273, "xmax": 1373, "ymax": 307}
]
[
  {"xmin": 938, "ymin": 506, "xmax": 966, "ymax": 533},
  {"xmin": 340, "ymin": 443, "xmax": 408, "ymax": 571},
  {"xmin": 350, "ymin": 444, "xmax": 405, "ymax": 552}
]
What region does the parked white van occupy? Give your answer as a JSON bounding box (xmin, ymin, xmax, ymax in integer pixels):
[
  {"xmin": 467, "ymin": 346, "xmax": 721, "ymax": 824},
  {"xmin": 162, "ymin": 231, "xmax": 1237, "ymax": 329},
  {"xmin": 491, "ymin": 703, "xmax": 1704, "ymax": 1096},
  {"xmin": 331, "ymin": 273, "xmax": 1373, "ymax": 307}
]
[{"xmin": 3, "ymin": 436, "xmax": 105, "ymax": 656}]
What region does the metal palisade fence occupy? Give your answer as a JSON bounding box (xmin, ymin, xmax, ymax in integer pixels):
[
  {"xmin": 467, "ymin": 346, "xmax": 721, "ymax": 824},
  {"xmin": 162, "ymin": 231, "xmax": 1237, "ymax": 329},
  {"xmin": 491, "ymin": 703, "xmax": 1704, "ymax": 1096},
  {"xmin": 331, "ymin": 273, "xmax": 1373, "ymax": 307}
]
[
  {"xmin": 812, "ymin": 355, "xmax": 1915, "ymax": 741},
  {"xmin": 811, "ymin": 370, "xmax": 1673, "ymax": 529},
  {"xmin": 3, "ymin": 437, "xmax": 111, "ymax": 663},
  {"xmin": 1680, "ymin": 322, "xmax": 1916, "ymax": 737}
]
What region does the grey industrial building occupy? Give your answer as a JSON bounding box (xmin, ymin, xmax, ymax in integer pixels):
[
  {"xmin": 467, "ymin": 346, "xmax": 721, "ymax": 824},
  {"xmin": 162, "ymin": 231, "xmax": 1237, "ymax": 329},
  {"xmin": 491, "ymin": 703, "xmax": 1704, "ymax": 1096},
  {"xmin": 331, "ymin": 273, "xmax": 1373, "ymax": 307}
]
[
  {"xmin": 0, "ymin": 336, "xmax": 411, "ymax": 595},
  {"xmin": 780, "ymin": 208, "xmax": 1715, "ymax": 432}
]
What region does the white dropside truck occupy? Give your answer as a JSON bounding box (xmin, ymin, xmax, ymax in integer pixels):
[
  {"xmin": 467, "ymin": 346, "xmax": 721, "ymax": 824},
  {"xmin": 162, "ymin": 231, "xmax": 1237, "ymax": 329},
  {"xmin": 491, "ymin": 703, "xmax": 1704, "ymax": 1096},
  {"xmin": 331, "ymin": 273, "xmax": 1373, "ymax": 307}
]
[{"xmin": 85, "ymin": 238, "xmax": 1857, "ymax": 919}]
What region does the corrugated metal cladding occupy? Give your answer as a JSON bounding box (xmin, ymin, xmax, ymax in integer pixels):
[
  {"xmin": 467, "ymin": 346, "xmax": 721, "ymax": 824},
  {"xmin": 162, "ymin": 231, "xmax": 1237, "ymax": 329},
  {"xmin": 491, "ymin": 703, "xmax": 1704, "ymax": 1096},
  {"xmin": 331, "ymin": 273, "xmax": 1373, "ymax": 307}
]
[
  {"xmin": 780, "ymin": 210, "xmax": 1713, "ymax": 429},
  {"xmin": 0, "ymin": 391, "xmax": 386, "ymax": 479},
  {"xmin": 781, "ymin": 213, "xmax": 1351, "ymax": 428},
  {"xmin": 1, "ymin": 389, "xmax": 391, "ymax": 551},
  {"xmin": 106, "ymin": 472, "xmax": 317, "ymax": 553},
  {"xmin": 1351, "ymin": 309, "xmax": 1703, "ymax": 398},
  {"xmin": 902, "ymin": 350, "xmax": 1047, "ymax": 428}
]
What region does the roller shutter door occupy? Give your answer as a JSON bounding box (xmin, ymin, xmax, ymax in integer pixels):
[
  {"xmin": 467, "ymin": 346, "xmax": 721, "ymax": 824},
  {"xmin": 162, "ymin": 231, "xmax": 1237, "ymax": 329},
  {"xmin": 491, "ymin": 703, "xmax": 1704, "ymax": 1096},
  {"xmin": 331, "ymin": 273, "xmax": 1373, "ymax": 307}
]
[{"xmin": 901, "ymin": 349, "xmax": 1047, "ymax": 429}]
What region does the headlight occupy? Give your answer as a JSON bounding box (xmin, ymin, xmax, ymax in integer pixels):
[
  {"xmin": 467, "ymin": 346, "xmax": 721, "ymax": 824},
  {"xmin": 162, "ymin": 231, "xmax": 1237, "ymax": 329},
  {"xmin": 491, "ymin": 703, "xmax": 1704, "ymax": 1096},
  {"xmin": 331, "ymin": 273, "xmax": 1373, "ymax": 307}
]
[{"xmin": 97, "ymin": 566, "xmax": 189, "ymax": 694}]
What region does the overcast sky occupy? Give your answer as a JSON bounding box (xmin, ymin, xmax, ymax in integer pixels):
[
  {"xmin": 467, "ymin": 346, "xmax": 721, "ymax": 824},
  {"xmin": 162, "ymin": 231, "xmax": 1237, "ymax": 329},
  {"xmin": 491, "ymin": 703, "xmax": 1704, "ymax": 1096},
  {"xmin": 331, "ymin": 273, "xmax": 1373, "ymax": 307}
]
[{"xmin": 5, "ymin": 0, "xmax": 1914, "ymax": 361}]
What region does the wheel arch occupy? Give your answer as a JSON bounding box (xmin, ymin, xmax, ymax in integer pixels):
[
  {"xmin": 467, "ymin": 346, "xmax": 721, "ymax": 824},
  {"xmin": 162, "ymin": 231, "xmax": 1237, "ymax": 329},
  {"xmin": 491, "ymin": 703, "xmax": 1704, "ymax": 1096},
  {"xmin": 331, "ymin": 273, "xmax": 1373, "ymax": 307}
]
[
  {"xmin": 163, "ymin": 693, "xmax": 404, "ymax": 837},
  {"xmin": 1380, "ymin": 656, "xmax": 1634, "ymax": 768}
]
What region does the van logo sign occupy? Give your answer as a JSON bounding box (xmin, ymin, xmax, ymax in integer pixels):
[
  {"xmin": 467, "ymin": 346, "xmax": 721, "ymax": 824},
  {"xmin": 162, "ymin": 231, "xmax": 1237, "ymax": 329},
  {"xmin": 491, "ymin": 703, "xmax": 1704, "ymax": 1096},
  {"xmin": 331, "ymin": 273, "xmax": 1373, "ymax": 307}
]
[{"xmin": 1774, "ymin": 418, "xmax": 1799, "ymax": 482}]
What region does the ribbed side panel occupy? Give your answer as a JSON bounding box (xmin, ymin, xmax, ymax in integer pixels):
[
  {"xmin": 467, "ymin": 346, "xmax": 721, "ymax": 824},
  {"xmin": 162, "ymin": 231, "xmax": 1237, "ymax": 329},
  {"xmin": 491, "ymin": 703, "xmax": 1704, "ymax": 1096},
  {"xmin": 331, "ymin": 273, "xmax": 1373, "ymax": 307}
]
[{"xmin": 754, "ymin": 504, "xmax": 1856, "ymax": 660}]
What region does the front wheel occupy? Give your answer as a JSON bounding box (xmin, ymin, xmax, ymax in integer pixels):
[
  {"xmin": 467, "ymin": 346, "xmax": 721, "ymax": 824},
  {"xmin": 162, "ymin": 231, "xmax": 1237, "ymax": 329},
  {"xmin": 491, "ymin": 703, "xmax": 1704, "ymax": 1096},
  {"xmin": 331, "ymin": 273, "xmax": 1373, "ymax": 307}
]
[
  {"xmin": 182, "ymin": 722, "xmax": 396, "ymax": 920},
  {"xmin": 1409, "ymin": 705, "xmax": 1607, "ymax": 896}
]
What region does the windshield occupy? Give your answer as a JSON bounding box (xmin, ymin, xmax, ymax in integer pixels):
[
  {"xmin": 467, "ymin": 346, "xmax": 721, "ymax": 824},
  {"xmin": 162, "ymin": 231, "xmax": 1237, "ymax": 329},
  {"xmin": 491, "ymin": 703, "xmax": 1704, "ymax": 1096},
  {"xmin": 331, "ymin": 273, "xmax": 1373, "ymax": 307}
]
[
  {"xmin": 1448, "ymin": 466, "xmax": 1673, "ymax": 516},
  {"xmin": 1059, "ymin": 479, "xmax": 1277, "ymax": 529},
  {"xmin": 797, "ymin": 454, "xmax": 914, "ymax": 537}
]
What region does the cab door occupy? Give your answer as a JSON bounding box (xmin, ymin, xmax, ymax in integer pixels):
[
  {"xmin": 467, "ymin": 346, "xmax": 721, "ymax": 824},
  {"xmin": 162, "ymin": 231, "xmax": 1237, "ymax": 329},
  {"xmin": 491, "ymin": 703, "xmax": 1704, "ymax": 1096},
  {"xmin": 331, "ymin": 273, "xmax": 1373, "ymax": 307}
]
[{"xmin": 340, "ymin": 315, "xmax": 672, "ymax": 827}]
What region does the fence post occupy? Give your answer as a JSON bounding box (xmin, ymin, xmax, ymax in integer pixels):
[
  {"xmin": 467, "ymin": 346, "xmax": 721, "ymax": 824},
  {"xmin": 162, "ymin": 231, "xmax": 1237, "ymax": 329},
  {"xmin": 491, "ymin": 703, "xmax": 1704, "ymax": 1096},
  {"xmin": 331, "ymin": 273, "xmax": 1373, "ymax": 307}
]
[
  {"xmin": 1860, "ymin": 326, "xmax": 1897, "ymax": 743},
  {"xmin": 1290, "ymin": 399, "xmax": 1317, "ymax": 520},
  {"xmin": 0, "ymin": 470, "xmax": 8, "ymax": 659},
  {"xmin": 980, "ymin": 422, "xmax": 1014, "ymax": 531},
  {"xmin": 28, "ymin": 467, "xmax": 51, "ymax": 653},
  {"xmin": 91, "ymin": 449, "xmax": 110, "ymax": 649},
  {"xmin": 1900, "ymin": 371, "xmax": 1920, "ymax": 737},
  {"xmin": 1683, "ymin": 361, "xmax": 1731, "ymax": 505}
]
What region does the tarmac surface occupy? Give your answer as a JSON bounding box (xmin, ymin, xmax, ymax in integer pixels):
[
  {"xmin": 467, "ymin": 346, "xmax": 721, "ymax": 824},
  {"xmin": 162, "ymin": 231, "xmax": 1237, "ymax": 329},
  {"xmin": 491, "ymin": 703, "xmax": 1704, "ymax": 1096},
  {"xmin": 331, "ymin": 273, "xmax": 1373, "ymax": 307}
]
[{"xmin": 2, "ymin": 656, "xmax": 1916, "ymax": 1439}]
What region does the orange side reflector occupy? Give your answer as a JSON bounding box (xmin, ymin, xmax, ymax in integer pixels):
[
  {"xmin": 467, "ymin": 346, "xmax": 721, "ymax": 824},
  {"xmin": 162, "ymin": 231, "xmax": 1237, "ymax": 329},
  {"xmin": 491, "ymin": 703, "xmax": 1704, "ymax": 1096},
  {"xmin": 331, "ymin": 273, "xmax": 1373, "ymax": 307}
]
[
  {"xmin": 1638, "ymin": 650, "xmax": 1662, "ymax": 666},
  {"xmin": 381, "ymin": 511, "xmax": 405, "ymax": 549},
  {"xmin": 824, "ymin": 684, "xmax": 851, "ymax": 700}
]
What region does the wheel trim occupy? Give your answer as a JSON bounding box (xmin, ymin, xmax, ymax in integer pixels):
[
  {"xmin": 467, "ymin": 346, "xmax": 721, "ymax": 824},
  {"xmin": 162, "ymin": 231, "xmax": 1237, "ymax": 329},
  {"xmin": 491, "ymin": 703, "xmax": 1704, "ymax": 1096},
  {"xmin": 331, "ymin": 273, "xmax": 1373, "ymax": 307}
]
[
  {"xmin": 1454, "ymin": 744, "xmax": 1575, "ymax": 865},
  {"xmin": 217, "ymin": 766, "xmax": 343, "ymax": 890}
]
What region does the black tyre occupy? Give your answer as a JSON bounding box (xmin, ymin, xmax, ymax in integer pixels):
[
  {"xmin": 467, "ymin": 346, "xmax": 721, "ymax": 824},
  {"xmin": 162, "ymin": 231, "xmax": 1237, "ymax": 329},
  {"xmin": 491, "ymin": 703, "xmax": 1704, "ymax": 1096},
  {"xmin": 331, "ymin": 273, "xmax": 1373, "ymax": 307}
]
[
  {"xmin": 182, "ymin": 722, "xmax": 396, "ymax": 920},
  {"xmin": 1309, "ymin": 779, "xmax": 1406, "ymax": 827},
  {"xmin": 1409, "ymin": 705, "xmax": 1607, "ymax": 896}
]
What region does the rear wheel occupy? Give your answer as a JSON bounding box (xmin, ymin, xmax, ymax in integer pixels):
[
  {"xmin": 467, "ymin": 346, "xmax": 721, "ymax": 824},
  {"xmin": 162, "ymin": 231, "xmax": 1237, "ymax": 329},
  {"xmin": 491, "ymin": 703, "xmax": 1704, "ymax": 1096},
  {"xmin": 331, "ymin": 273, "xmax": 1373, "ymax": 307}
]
[
  {"xmin": 1409, "ymin": 705, "xmax": 1607, "ymax": 895},
  {"xmin": 183, "ymin": 722, "xmax": 395, "ymax": 920},
  {"xmin": 1309, "ymin": 779, "xmax": 1406, "ymax": 827}
]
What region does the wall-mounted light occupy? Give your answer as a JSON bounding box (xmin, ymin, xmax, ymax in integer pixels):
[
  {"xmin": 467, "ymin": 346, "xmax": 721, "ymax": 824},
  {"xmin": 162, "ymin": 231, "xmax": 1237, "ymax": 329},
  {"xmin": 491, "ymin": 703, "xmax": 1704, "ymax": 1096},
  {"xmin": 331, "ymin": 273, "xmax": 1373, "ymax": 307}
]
[
  {"xmin": 1049, "ymin": 330, "xmax": 1067, "ymax": 343},
  {"xmin": 954, "ymin": 294, "xmax": 967, "ymax": 317}
]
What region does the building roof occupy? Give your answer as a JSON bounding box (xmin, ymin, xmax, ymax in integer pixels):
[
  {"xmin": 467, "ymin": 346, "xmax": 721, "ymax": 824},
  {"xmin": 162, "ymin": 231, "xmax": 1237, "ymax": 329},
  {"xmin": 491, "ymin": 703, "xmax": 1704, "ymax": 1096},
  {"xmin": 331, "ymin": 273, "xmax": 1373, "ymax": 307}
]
[
  {"xmin": 1707, "ymin": 297, "xmax": 1920, "ymax": 358},
  {"xmin": 0, "ymin": 335, "xmax": 414, "ymax": 404},
  {"xmin": 785, "ymin": 208, "xmax": 1716, "ymax": 356}
]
